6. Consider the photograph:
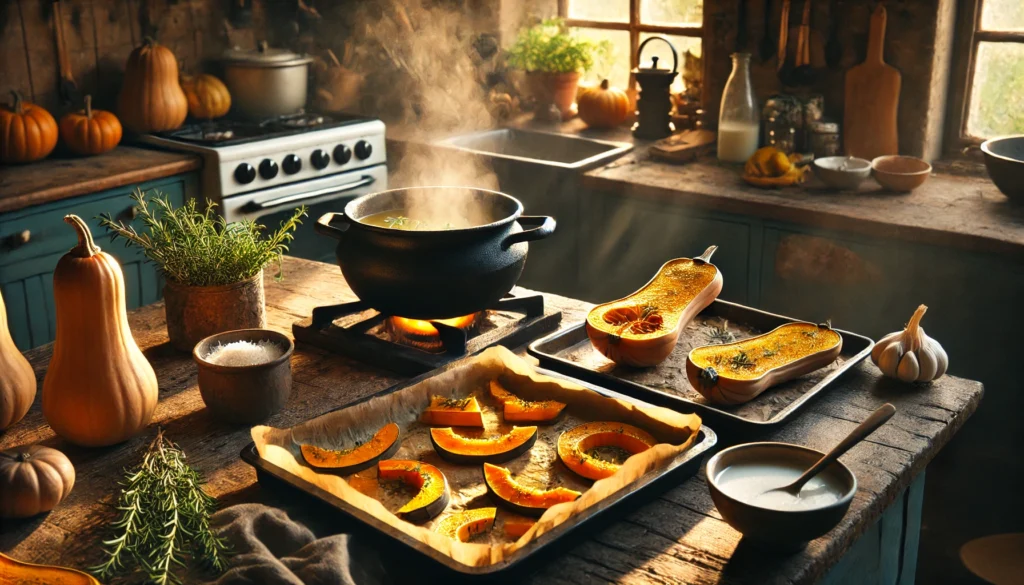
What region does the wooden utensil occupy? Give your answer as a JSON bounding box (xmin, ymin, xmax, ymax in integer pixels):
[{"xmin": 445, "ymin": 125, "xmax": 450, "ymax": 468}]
[
  {"xmin": 844, "ymin": 4, "xmax": 900, "ymax": 160},
  {"xmin": 53, "ymin": 1, "xmax": 79, "ymax": 105},
  {"xmin": 776, "ymin": 0, "xmax": 790, "ymax": 71}
]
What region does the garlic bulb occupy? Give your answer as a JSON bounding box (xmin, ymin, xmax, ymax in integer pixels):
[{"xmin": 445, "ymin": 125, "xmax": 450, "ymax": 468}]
[{"xmin": 871, "ymin": 305, "xmax": 948, "ymax": 383}]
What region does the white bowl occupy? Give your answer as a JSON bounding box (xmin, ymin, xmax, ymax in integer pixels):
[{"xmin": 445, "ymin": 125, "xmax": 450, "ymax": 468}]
[{"xmin": 813, "ymin": 156, "xmax": 872, "ymax": 190}]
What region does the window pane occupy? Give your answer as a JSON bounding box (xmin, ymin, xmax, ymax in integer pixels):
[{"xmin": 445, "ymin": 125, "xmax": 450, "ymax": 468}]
[
  {"xmin": 568, "ymin": 0, "xmax": 629, "ymax": 23},
  {"xmin": 980, "ymin": 0, "xmax": 1024, "ymax": 32},
  {"xmin": 639, "ymin": 33, "xmax": 702, "ymax": 94},
  {"xmin": 575, "ymin": 28, "xmax": 631, "ymax": 90},
  {"xmin": 641, "ymin": 0, "xmax": 703, "ymax": 27},
  {"xmin": 966, "ymin": 42, "xmax": 1024, "ymax": 138}
]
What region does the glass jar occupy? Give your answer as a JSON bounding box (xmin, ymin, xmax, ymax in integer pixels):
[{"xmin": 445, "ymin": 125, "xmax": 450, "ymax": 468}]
[
  {"xmin": 717, "ymin": 53, "xmax": 760, "ymax": 163},
  {"xmin": 808, "ymin": 121, "xmax": 841, "ymax": 158}
]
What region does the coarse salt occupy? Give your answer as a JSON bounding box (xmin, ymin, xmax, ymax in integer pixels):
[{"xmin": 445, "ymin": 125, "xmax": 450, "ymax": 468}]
[{"xmin": 204, "ymin": 340, "xmax": 283, "ymax": 367}]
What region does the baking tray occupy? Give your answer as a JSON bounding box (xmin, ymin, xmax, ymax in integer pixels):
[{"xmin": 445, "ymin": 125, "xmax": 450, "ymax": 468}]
[
  {"xmin": 528, "ymin": 299, "xmax": 874, "ymax": 429},
  {"xmin": 240, "ymin": 364, "xmax": 716, "ymax": 582}
]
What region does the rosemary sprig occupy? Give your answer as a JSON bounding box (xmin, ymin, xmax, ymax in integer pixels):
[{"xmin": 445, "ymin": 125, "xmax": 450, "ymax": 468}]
[
  {"xmin": 705, "ymin": 320, "xmax": 736, "ymax": 344},
  {"xmin": 93, "ymin": 429, "xmax": 229, "ymax": 584},
  {"xmin": 730, "ymin": 351, "xmax": 756, "ymax": 369}
]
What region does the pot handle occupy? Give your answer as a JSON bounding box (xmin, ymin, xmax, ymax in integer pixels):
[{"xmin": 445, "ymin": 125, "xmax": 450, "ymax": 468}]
[
  {"xmin": 315, "ymin": 212, "xmax": 351, "ymax": 240},
  {"xmin": 502, "ymin": 215, "xmax": 556, "ymax": 249}
]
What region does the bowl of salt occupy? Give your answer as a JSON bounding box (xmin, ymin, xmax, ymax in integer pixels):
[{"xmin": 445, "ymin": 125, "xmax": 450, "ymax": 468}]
[{"xmin": 193, "ymin": 329, "xmax": 294, "ymax": 424}]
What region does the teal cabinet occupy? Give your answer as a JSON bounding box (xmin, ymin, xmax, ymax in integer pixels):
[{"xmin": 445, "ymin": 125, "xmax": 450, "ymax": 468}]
[{"xmin": 0, "ymin": 174, "xmax": 194, "ymax": 350}]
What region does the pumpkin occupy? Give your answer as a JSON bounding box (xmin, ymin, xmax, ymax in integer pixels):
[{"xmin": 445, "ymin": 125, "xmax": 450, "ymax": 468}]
[
  {"xmin": 687, "ymin": 321, "xmax": 843, "ymax": 405},
  {"xmin": 377, "ymin": 459, "xmax": 450, "ymax": 522},
  {"xmin": 180, "ymin": 74, "xmax": 231, "ymax": 120},
  {"xmin": 435, "ymin": 508, "xmax": 496, "ymax": 542},
  {"xmin": 420, "ymin": 395, "xmax": 484, "ymax": 427},
  {"xmin": 0, "ymin": 445, "xmax": 75, "ymax": 518},
  {"xmin": 0, "ymin": 287, "xmax": 36, "ymax": 431},
  {"xmin": 430, "ymin": 426, "xmax": 537, "ymax": 464},
  {"xmin": 587, "ymin": 246, "xmax": 723, "ymax": 367},
  {"xmin": 502, "ymin": 514, "xmax": 536, "ymax": 538},
  {"xmin": 0, "ymin": 90, "xmax": 58, "ymax": 164},
  {"xmin": 489, "ymin": 380, "xmax": 565, "ymax": 423},
  {"xmin": 872, "ymin": 304, "xmax": 949, "ymax": 383},
  {"xmin": 0, "ymin": 552, "xmax": 100, "ymax": 585},
  {"xmin": 58, "ymin": 95, "xmax": 122, "ymax": 156},
  {"xmin": 300, "ymin": 422, "xmax": 401, "ymax": 474},
  {"xmin": 577, "ymin": 79, "xmax": 630, "ymax": 129},
  {"xmin": 558, "ymin": 422, "xmax": 657, "ymax": 480},
  {"xmin": 483, "ymin": 462, "xmax": 580, "ymax": 517},
  {"xmin": 117, "ymin": 37, "xmax": 188, "ymax": 133},
  {"xmin": 42, "ymin": 215, "xmax": 159, "ymax": 447}
]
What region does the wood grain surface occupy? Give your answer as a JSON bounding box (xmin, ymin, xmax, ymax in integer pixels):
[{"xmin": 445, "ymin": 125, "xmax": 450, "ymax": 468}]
[
  {"xmin": 843, "ymin": 4, "xmax": 901, "ymax": 160},
  {"xmin": 0, "ymin": 257, "xmax": 982, "ymax": 584}
]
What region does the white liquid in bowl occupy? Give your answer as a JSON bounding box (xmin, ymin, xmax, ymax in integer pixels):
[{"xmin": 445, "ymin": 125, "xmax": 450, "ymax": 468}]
[{"xmin": 715, "ymin": 462, "xmax": 848, "ymax": 511}]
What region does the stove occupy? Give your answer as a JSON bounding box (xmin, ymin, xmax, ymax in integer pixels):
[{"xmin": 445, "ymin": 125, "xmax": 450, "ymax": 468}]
[{"xmin": 292, "ymin": 291, "xmax": 562, "ymax": 375}]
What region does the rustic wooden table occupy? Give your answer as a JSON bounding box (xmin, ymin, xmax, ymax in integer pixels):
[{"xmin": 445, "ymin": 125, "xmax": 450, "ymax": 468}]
[{"xmin": 0, "ymin": 257, "xmax": 982, "ymax": 584}]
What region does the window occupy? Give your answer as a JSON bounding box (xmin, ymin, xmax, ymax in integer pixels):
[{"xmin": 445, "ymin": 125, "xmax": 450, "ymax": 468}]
[
  {"xmin": 559, "ymin": 0, "xmax": 703, "ymax": 94},
  {"xmin": 948, "ymin": 0, "xmax": 1024, "ymax": 146}
]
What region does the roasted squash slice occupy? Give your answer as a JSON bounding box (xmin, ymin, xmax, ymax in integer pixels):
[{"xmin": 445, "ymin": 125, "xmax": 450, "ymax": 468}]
[
  {"xmin": 686, "ymin": 321, "xmax": 843, "ymax": 405},
  {"xmin": 430, "ymin": 426, "xmax": 537, "ymax": 464},
  {"xmin": 483, "ymin": 462, "xmax": 581, "ymax": 516},
  {"xmin": 420, "ymin": 395, "xmax": 484, "ymax": 427},
  {"xmin": 502, "ymin": 514, "xmax": 537, "ymax": 538},
  {"xmin": 558, "ymin": 422, "xmax": 658, "ymax": 480},
  {"xmin": 489, "ymin": 380, "xmax": 566, "ymax": 423},
  {"xmin": 0, "ymin": 552, "xmax": 101, "ymax": 585},
  {"xmin": 377, "ymin": 459, "xmax": 450, "ymax": 523},
  {"xmin": 300, "ymin": 423, "xmax": 401, "ymax": 474},
  {"xmin": 435, "ymin": 508, "xmax": 497, "ymax": 542},
  {"xmin": 586, "ymin": 246, "xmax": 723, "ymax": 367}
]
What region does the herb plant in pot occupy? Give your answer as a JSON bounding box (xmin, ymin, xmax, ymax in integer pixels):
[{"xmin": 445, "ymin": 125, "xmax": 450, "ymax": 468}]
[{"xmin": 101, "ymin": 190, "xmax": 305, "ymax": 352}]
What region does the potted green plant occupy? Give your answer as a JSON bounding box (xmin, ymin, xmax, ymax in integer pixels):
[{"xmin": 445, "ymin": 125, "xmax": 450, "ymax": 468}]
[
  {"xmin": 506, "ymin": 18, "xmax": 606, "ymax": 120},
  {"xmin": 100, "ymin": 189, "xmax": 305, "ymax": 352}
]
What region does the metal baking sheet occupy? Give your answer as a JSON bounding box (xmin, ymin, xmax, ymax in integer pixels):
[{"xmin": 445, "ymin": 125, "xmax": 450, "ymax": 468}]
[
  {"xmin": 240, "ymin": 364, "xmax": 717, "ymax": 581},
  {"xmin": 527, "ymin": 300, "xmax": 874, "ymax": 429}
]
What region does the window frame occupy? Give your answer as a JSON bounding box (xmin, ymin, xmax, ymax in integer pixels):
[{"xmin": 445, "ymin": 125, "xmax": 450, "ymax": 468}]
[{"xmin": 557, "ymin": 0, "xmax": 702, "ymax": 91}]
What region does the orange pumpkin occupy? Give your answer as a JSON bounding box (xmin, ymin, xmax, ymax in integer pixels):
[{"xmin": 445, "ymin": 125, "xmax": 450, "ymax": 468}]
[
  {"xmin": 0, "ymin": 445, "xmax": 75, "ymax": 518},
  {"xmin": 0, "ymin": 90, "xmax": 58, "ymax": 164},
  {"xmin": 117, "ymin": 37, "xmax": 188, "ymax": 133},
  {"xmin": 59, "ymin": 95, "xmax": 122, "ymax": 156},
  {"xmin": 577, "ymin": 79, "xmax": 630, "ymax": 129},
  {"xmin": 180, "ymin": 74, "xmax": 231, "ymax": 120}
]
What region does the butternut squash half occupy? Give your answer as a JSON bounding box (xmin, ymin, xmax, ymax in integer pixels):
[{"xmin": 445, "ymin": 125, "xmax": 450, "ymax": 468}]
[
  {"xmin": 686, "ymin": 322, "xmax": 843, "ymax": 405},
  {"xmin": 0, "ymin": 552, "xmax": 100, "ymax": 585},
  {"xmin": 300, "ymin": 422, "xmax": 401, "ymax": 474},
  {"xmin": 586, "ymin": 246, "xmax": 723, "ymax": 367}
]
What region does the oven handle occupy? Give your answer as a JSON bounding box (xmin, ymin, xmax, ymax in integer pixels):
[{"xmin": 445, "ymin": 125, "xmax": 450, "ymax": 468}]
[{"xmin": 243, "ymin": 175, "xmax": 376, "ymax": 212}]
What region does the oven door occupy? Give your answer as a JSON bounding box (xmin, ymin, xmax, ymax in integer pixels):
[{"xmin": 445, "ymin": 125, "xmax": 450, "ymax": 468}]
[{"xmin": 220, "ymin": 164, "xmax": 387, "ymax": 263}]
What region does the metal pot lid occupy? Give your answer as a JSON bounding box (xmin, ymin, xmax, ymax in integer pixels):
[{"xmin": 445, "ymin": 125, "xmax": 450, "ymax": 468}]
[{"xmin": 222, "ymin": 41, "xmax": 313, "ymax": 67}]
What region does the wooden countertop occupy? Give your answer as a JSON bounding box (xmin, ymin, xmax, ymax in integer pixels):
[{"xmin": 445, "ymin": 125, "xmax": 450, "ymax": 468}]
[
  {"xmin": 1, "ymin": 257, "xmax": 982, "ymax": 584},
  {"xmin": 0, "ymin": 146, "xmax": 202, "ymax": 214}
]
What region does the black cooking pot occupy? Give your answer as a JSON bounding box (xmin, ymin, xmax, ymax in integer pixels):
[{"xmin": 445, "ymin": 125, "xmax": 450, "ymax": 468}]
[{"xmin": 314, "ymin": 187, "xmax": 555, "ymax": 319}]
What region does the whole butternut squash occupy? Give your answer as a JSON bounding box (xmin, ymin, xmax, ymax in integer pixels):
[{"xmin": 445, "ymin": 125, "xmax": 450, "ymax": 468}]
[
  {"xmin": 42, "ymin": 216, "xmax": 158, "ymax": 447},
  {"xmin": 0, "ymin": 287, "xmax": 36, "ymax": 431},
  {"xmin": 117, "ymin": 37, "xmax": 188, "ymax": 133}
]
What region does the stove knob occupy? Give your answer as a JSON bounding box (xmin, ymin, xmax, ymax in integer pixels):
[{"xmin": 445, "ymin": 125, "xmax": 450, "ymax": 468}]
[
  {"xmin": 282, "ymin": 154, "xmax": 302, "ymax": 174},
  {"xmin": 333, "ymin": 144, "xmax": 352, "ymax": 165},
  {"xmin": 354, "ymin": 140, "xmax": 373, "ymax": 160},
  {"xmin": 311, "ymin": 149, "xmax": 330, "ymax": 170},
  {"xmin": 234, "ymin": 162, "xmax": 256, "ymax": 184},
  {"xmin": 259, "ymin": 158, "xmax": 279, "ymax": 179}
]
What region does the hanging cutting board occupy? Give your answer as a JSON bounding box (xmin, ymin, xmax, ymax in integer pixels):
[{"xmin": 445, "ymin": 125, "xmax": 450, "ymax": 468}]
[{"xmin": 843, "ymin": 4, "xmax": 900, "ymax": 159}]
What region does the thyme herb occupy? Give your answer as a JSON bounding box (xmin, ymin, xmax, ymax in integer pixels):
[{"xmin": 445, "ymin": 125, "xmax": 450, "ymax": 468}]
[
  {"xmin": 729, "ymin": 351, "xmax": 756, "ymax": 369},
  {"xmin": 384, "ymin": 216, "xmax": 410, "ymax": 228},
  {"xmin": 705, "ymin": 321, "xmax": 736, "ymax": 344}
]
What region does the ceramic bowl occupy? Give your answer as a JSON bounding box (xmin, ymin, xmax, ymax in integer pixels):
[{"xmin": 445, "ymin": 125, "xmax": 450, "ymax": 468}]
[
  {"xmin": 980, "ymin": 135, "xmax": 1024, "ymax": 202},
  {"xmin": 193, "ymin": 329, "xmax": 294, "ymax": 424},
  {"xmin": 871, "ymin": 155, "xmax": 932, "ymax": 192},
  {"xmin": 813, "ymin": 156, "xmax": 872, "ymax": 190},
  {"xmin": 705, "ymin": 442, "xmax": 856, "ymax": 551}
]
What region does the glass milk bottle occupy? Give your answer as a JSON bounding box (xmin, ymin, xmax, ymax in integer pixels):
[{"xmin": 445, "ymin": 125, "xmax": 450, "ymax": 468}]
[{"xmin": 717, "ymin": 53, "xmax": 760, "ymax": 162}]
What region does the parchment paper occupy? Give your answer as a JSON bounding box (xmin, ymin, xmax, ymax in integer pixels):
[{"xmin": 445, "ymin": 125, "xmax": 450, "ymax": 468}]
[{"xmin": 252, "ymin": 346, "xmax": 701, "ymax": 568}]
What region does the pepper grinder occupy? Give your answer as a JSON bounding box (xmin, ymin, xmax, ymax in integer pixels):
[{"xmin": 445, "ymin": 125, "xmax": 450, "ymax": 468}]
[{"xmin": 632, "ymin": 36, "xmax": 678, "ymax": 140}]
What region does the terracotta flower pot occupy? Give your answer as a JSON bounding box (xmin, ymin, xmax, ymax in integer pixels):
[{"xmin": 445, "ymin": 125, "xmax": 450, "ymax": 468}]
[
  {"xmin": 527, "ymin": 71, "xmax": 580, "ymax": 120},
  {"xmin": 163, "ymin": 271, "xmax": 267, "ymax": 352}
]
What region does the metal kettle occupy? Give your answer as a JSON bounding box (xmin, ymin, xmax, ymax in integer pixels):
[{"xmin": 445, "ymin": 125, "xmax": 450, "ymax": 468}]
[{"xmin": 632, "ymin": 36, "xmax": 678, "ymax": 140}]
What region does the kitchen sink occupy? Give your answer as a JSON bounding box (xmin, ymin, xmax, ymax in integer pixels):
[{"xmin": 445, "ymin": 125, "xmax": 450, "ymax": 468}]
[{"xmin": 436, "ymin": 128, "xmax": 633, "ymax": 171}]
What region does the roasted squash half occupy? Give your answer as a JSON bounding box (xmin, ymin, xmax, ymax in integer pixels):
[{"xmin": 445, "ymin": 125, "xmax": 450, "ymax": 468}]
[
  {"xmin": 502, "ymin": 514, "xmax": 537, "ymax": 538},
  {"xmin": 483, "ymin": 462, "xmax": 581, "ymax": 516},
  {"xmin": 686, "ymin": 321, "xmax": 843, "ymax": 405},
  {"xmin": 489, "ymin": 380, "xmax": 566, "ymax": 423},
  {"xmin": 420, "ymin": 395, "xmax": 484, "ymax": 427},
  {"xmin": 430, "ymin": 426, "xmax": 538, "ymax": 464},
  {"xmin": 586, "ymin": 246, "xmax": 723, "ymax": 367},
  {"xmin": 300, "ymin": 422, "xmax": 401, "ymax": 474},
  {"xmin": 558, "ymin": 422, "xmax": 658, "ymax": 480},
  {"xmin": 435, "ymin": 508, "xmax": 497, "ymax": 542},
  {"xmin": 0, "ymin": 552, "xmax": 101, "ymax": 585},
  {"xmin": 377, "ymin": 459, "xmax": 450, "ymax": 523}
]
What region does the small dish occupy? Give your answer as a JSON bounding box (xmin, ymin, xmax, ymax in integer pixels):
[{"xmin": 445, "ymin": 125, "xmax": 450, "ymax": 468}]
[
  {"xmin": 813, "ymin": 156, "xmax": 871, "ymax": 190},
  {"xmin": 193, "ymin": 328, "xmax": 294, "ymax": 424},
  {"xmin": 980, "ymin": 135, "xmax": 1024, "ymax": 202},
  {"xmin": 705, "ymin": 442, "xmax": 856, "ymax": 551},
  {"xmin": 871, "ymin": 155, "xmax": 932, "ymax": 192}
]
